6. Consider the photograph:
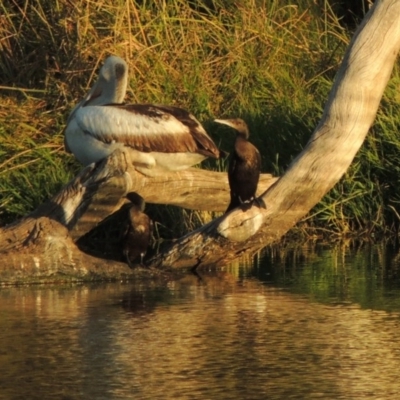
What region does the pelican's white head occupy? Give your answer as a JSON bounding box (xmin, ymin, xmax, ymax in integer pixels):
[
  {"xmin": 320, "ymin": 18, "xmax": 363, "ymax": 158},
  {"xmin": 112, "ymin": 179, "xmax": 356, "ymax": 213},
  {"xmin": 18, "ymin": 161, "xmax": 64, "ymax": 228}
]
[
  {"xmin": 83, "ymin": 55, "xmax": 129, "ymax": 106},
  {"xmin": 67, "ymin": 56, "xmax": 129, "ymax": 123}
]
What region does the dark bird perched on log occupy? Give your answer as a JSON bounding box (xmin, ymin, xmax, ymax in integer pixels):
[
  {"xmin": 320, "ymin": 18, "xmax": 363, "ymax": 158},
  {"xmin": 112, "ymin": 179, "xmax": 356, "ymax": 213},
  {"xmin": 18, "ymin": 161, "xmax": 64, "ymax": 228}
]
[
  {"xmin": 214, "ymin": 118, "xmax": 265, "ymax": 213},
  {"xmin": 64, "ymin": 56, "xmax": 226, "ymax": 175},
  {"xmin": 122, "ymin": 192, "xmax": 153, "ymax": 267}
]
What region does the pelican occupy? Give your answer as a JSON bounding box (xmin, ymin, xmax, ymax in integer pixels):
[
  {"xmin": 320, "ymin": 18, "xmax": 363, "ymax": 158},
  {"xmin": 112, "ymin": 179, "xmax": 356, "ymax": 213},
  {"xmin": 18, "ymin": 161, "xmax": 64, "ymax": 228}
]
[
  {"xmin": 122, "ymin": 192, "xmax": 153, "ymax": 267},
  {"xmin": 64, "ymin": 56, "xmax": 225, "ymax": 175},
  {"xmin": 214, "ymin": 118, "xmax": 265, "ymax": 213}
]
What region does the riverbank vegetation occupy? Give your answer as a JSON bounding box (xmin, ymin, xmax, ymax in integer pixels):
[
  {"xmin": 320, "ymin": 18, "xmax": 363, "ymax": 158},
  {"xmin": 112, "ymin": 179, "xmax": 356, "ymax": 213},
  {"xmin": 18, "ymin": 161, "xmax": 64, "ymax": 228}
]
[{"xmin": 1, "ymin": 0, "xmax": 398, "ymax": 239}]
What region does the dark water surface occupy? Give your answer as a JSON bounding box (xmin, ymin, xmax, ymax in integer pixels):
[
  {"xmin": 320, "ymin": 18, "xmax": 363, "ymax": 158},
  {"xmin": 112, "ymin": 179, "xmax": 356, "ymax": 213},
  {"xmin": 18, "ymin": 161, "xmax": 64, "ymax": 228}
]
[{"xmin": 1, "ymin": 244, "xmax": 400, "ymax": 399}]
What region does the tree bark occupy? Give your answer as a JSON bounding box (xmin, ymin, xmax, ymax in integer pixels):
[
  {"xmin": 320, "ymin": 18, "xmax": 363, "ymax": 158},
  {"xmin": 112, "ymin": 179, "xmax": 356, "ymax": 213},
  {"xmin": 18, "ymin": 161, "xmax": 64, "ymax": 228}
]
[{"xmin": 1, "ymin": 0, "xmax": 400, "ymax": 283}]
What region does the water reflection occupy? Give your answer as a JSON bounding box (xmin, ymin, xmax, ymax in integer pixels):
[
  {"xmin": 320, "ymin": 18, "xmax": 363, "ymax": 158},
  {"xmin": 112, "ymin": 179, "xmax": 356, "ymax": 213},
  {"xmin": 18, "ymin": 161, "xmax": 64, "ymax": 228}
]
[
  {"xmin": 0, "ymin": 244, "xmax": 400, "ymax": 399},
  {"xmin": 257, "ymin": 241, "xmax": 400, "ymax": 310}
]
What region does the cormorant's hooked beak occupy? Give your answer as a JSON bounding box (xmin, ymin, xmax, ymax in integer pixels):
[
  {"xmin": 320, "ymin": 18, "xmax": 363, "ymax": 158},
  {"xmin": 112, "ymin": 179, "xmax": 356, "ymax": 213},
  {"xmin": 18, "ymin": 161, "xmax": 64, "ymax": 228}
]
[{"xmin": 214, "ymin": 118, "xmax": 235, "ymax": 130}]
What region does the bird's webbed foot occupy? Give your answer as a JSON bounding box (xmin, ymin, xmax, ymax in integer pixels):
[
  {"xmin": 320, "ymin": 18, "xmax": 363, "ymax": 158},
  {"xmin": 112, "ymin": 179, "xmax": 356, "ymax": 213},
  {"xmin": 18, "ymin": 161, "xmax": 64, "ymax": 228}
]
[
  {"xmin": 125, "ymin": 256, "xmax": 148, "ymax": 269},
  {"xmin": 239, "ymin": 201, "xmax": 253, "ymax": 211}
]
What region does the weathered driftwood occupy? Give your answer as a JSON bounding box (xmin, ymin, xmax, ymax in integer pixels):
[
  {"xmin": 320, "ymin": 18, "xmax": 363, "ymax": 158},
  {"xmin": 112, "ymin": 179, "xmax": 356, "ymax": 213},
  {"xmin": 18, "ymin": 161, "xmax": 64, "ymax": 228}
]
[
  {"xmin": 66, "ymin": 155, "xmax": 276, "ymax": 241},
  {"xmin": 1, "ymin": 0, "xmax": 399, "ymax": 283},
  {"xmin": 0, "ymin": 149, "xmax": 276, "ymax": 283}
]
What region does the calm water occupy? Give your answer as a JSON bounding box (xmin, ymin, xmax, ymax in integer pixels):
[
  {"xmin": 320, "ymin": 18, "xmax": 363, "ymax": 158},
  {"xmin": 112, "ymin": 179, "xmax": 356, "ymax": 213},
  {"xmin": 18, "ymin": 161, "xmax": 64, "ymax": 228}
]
[{"xmin": 1, "ymin": 243, "xmax": 400, "ymax": 399}]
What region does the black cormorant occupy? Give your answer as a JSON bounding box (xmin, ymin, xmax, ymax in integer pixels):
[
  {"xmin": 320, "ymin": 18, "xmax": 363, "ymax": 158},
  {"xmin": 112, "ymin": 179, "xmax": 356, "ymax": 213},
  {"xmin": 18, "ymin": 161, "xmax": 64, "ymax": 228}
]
[
  {"xmin": 215, "ymin": 118, "xmax": 265, "ymax": 213},
  {"xmin": 122, "ymin": 192, "xmax": 153, "ymax": 267}
]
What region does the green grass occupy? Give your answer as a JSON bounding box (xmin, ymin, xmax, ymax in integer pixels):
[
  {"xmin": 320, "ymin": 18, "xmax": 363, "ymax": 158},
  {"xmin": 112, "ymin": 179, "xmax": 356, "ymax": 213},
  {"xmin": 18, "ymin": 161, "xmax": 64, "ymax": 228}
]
[{"xmin": 1, "ymin": 0, "xmax": 397, "ymax": 239}]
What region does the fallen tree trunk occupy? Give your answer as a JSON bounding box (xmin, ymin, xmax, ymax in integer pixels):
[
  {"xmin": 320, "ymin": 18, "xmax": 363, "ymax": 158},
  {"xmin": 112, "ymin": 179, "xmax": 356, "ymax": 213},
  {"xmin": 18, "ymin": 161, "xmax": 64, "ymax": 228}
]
[
  {"xmin": 1, "ymin": 0, "xmax": 399, "ymax": 283},
  {"xmin": 0, "ymin": 150, "xmax": 276, "ymax": 283}
]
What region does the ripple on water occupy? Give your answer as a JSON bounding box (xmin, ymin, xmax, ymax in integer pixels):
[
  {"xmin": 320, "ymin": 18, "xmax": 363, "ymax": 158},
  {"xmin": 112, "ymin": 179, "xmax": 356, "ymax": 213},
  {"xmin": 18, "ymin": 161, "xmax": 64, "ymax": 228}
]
[{"xmin": 0, "ymin": 270, "xmax": 399, "ymax": 399}]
